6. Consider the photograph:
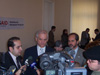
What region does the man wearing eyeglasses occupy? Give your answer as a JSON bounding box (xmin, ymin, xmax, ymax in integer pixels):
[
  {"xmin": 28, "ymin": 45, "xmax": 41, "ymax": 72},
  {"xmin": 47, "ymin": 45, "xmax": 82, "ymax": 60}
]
[{"xmin": 83, "ymin": 45, "xmax": 100, "ymax": 75}]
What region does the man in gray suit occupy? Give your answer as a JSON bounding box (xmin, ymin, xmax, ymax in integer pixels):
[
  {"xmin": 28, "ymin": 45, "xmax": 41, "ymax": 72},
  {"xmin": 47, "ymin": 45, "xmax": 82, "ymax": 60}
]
[{"xmin": 68, "ymin": 33, "xmax": 86, "ymax": 67}]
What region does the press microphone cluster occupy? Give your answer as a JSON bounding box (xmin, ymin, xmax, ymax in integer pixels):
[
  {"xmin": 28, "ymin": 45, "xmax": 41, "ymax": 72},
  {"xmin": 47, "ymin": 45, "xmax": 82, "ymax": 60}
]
[
  {"xmin": 0, "ymin": 65, "xmax": 16, "ymax": 75},
  {"xmin": 6, "ymin": 65, "xmax": 16, "ymax": 75},
  {"xmin": 25, "ymin": 56, "xmax": 38, "ymax": 70},
  {"xmin": 64, "ymin": 47, "xmax": 75, "ymax": 59}
]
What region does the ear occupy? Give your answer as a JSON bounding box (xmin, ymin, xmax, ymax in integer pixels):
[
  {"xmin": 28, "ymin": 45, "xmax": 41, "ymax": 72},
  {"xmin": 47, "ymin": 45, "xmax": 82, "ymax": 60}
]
[
  {"xmin": 9, "ymin": 47, "xmax": 13, "ymax": 52},
  {"xmin": 77, "ymin": 41, "xmax": 79, "ymax": 44},
  {"xmin": 35, "ymin": 37, "xmax": 38, "ymax": 41}
]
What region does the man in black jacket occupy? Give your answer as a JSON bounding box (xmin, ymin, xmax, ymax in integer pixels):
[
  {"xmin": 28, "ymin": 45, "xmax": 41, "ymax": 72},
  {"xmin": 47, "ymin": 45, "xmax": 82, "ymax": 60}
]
[
  {"xmin": 1, "ymin": 37, "xmax": 26, "ymax": 74},
  {"xmin": 23, "ymin": 30, "xmax": 54, "ymax": 75},
  {"xmin": 92, "ymin": 29, "xmax": 100, "ymax": 41}
]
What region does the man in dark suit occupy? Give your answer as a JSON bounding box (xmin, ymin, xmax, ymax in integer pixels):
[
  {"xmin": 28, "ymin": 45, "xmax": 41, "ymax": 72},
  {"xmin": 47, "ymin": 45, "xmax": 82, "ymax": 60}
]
[
  {"xmin": 23, "ymin": 30, "xmax": 54, "ymax": 75},
  {"xmin": 48, "ymin": 26, "xmax": 56, "ymax": 48},
  {"xmin": 67, "ymin": 33, "xmax": 86, "ymax": 66},
  {"xmin": 92, "ymin": 29, "xmax": 100, "ymax": 41},
  {"xmin": 1, "ymin": 37, "xmax": 26, "ymax": 74},
  {"xmin": 80, "ymin": 28, "xmax": 90, "ymax": 49}
]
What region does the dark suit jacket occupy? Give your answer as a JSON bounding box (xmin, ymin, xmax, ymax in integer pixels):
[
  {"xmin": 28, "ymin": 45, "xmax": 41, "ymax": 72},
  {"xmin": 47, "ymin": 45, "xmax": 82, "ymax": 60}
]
[
  {"xmin": 23, "ymin": 45, "xmax": 54, "ymax": 75},
  {"xmin": 1, "ymin": 52, "xmax": 22, "ymax": 73},
  {"xmin": 80, "ymin": 31, "xmax": 90, "ymax": 46},
  {"xmin": 48, "ymin": 30, "xmax": 55, "ymax": 47},
  {"xmin": 94, "ymin": 33, "xmax": 100, "ymax": 41}
]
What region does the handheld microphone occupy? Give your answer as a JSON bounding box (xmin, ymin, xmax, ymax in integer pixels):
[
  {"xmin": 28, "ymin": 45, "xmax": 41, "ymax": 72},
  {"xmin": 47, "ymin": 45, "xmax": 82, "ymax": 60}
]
[
  {"xmin": 65, "ymin": 47, "xmax": 75, "ymax": 59},
  {"xmin": 25, "ymin": 56, "xmax": 38, "ymax": 70},
  {"xmin": 30, "ymin": 62, "xmax": 38, "ymax": 70},
  {"xmin": 25, "ymin": 56, "xmax": 33, "ymax": 66},
  {"xmin": 65, "ymin": 47, "xmax": 72, "ymax": 52},
  {"xmin": 6, "ymin": 65, "xmax": 16, "ymax": 75},
  {"xmin": 68, "ymin": 50, "xmax": 75, "ymax": 58}
]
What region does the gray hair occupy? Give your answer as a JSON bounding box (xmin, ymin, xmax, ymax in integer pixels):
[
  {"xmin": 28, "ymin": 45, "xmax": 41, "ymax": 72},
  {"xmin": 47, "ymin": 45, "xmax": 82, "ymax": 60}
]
[{"xmin": 35, "ymin": 30, "xmax": 48, "ymax": 38}]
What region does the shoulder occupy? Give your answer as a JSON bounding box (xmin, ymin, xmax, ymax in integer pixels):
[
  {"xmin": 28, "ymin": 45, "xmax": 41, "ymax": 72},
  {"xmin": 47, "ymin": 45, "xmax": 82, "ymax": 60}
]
[
  {"xmin": 5, "ymin": 52, "xmax": 11, "ymax": 58},
  {"xmin": 25, "ymin": 45, "xmax": 37, "ymax": 52},
  {"xmin": 46, "ymin": 46, "xmax": 55, "ymax": 52},
  {"xmin": 78, "ymin": 47, "xmax": 85, "ymax": 52}
]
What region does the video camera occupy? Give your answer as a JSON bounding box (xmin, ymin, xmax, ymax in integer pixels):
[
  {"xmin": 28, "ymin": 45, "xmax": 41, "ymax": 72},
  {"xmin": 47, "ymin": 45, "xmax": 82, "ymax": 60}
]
[{"xmin": 40, "ymin": 51, "xmax": 87, "ymax": 75}]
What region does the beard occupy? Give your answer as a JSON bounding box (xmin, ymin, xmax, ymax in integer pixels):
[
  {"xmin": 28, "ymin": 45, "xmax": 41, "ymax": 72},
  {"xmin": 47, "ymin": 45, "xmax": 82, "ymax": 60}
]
[{"xmin": 69, "ymin": 44, "xmax": 77, "ymax": 49}]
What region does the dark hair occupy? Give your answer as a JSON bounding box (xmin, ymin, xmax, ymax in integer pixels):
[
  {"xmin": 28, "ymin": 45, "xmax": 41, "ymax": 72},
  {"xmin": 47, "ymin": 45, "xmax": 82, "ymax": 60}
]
[
  {"xmin": 55, "ymin": 40, "xmax": 62, "ymax": 47},
  {"xmin": 68, "ymin": 33, "xmax": 79, "ymax": 41},
  {"xmin": 51, "ymin": 26, "xmax": 56, "ymax": 30},
  {"xmin": 7, "ymin": 37, "xmax": 20, "ymax": 51},
  {"xmin": 95, "ymin": 29, "xmax": 99, "ymax": 32},
  {"xmin": 86, "ymin": 28, "xmax": 90, "ymax": 31},
  {"xmin": 62, "ymin": 29, "xmax": 67, "ymax": 35}
]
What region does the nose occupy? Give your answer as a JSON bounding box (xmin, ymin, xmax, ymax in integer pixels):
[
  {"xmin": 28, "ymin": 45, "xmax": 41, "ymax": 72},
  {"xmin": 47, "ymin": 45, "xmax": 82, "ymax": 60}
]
[{"xmin": 20, "ymin": 47, "xmax": 23, "ymax": 51}]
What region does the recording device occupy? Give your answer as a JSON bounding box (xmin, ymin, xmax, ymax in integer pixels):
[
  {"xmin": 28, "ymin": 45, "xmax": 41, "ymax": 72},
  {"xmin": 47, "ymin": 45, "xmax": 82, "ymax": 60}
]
[
  {"xmin": 65, "ymin": 47, "xmax": 75, "ymax": 58},
  {"xmin": 40, "ymin": 51, "xmax": 87, "ymax": 75},
  {"xmin": 0, "ymin": 65, "xmax": 16, "ymax": 75},
  {"xmin": 6, "ymin": 65, "xmax": 16, "ymax": 75},
  {"xmin": 25, "ymin": 56, "xmax": 33, "ymax": 66},
  {"xmin": 25, "ymin": 56, "xmax": 38, "ymax": 70}
]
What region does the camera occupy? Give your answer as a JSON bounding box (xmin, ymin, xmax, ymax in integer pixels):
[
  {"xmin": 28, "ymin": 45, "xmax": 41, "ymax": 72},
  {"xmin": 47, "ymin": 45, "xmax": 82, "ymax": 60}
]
[{"xmin": 40, "ymin": 51, "xmax": 87, "ymax": 75}]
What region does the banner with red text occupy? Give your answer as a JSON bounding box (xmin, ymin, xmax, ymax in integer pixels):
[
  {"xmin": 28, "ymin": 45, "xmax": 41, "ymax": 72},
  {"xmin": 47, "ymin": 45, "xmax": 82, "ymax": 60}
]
[{"xmin": 0, "ymin": 17, "xmax": 24, "ymax": 29}]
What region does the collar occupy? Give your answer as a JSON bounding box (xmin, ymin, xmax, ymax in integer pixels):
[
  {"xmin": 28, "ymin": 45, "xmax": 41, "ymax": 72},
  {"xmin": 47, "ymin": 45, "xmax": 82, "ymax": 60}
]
[
  {"xmin": 74, "ymin": 47, "xmax": 79, "ymax": 53},
  {"xmin": 37, "ymin": 45, "xmax": 46, "ymax": 49},
  {"xmin": 9, "ymin": 51, "xmax": 17, "ymax": 59}
]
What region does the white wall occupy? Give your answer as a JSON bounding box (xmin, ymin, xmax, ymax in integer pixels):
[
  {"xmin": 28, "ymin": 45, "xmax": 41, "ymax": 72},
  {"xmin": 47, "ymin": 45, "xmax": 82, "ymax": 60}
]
[{"xmin": 0, "ymin": 0, "xmax": 43, "ymax": 54}]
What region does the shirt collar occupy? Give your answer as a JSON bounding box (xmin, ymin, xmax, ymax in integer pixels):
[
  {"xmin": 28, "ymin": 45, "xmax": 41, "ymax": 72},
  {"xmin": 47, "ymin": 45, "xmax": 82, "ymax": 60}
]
[
  {"xmin": 37, "ymin": 45, "xmax": 46, "ymax": 50},
  {"xmin": 74, "ymin": 47, "xmax": 79, "ymax": 54},
  {"xmin": 9, "ymin": 51, "xmax": 17, "ymax": 59}
]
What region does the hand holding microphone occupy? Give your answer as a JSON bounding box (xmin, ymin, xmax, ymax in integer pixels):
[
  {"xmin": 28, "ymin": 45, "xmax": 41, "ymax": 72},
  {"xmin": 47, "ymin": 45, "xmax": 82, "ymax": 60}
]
[
  {"xmin": 25, "ymin": 56, "xmax": 41, "ymax": 75},
  {"xmin": 15, "ymin": 65, "xmax": 26, "ymax": 75},
  {"xmin": 15, "ymin": 56, "xmax": 32, "ymax": 75}
]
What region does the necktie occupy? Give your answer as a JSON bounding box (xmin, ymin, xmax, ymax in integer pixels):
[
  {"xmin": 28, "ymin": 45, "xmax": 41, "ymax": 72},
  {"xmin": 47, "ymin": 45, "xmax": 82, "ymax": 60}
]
[
  {"xmin": 40, "ymin": 48, "xmax": 43, "ymax": 54},
  {"xmin": 16, "ymin": 57, "xmax": 20, "ymax": 69}
]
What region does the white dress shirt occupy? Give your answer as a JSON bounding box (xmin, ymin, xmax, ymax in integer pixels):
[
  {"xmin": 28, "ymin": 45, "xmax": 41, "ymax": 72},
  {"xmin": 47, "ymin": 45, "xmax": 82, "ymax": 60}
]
[
  {"xmin": 9, "ymin": 51, "xmax": 21, "ymax": 68},
  {"xmin": 37, "ymin": 45, "xmax": 46, "ymax": 56},
  {"xmin": 74, "ymin": 47, "xmax": 79, "ymax": 59}
]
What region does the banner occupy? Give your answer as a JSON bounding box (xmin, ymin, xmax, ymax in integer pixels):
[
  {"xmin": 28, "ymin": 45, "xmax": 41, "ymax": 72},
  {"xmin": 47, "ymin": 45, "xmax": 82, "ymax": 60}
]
[{"xmin": 0, "ymin": 17, "xmax": 24, "ymax": 29}]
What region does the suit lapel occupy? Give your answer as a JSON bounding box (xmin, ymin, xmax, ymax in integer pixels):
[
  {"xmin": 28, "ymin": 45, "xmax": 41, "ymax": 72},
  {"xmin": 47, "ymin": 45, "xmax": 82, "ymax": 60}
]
[
  {"xmin": 75, "ymin": 48, "xmax": 81, "ymax": 61},
  {"xmin": 7, "ymin": 52, "xmax": 19, "ymax": 70}
]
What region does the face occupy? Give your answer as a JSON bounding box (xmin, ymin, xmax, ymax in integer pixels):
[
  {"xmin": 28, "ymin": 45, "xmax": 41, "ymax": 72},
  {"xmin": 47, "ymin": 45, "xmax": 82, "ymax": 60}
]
[
  {"xmin": 86, "ymin": 30, "xmax": 90, "ymax": 33},
  {"xmin": 10, "ymin": 40, "xmax": 22, "ymax": 56},
  {"xmin": 53, "ymin": 28, "xmax": 56, "ymax": 32},
  {"xmin": 87, "ymin": 59, "xmax": 100, "ymax": 71},
  {"xmin": 68, "ymin": 35, "xmax": 78, "ymax": 50},
  {"xmin": 65, "ymin": 31, "xmax": 68, "ymax": 34},
  {"xmin": 54, "ymin": 45, "xmax": 63, "ymax": 51},
  {"xmin": 36, "ymin": 33, "xmax": 48, "ymax": 48},
  {"xmin": 95, "ymin": 31, "xmax": 98, "ymax": 34}
]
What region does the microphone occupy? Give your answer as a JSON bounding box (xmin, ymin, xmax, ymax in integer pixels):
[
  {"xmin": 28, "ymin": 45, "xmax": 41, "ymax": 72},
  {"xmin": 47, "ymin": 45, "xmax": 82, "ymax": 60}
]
[
  {"xmin": 68, "ymin": 50, "xmax": 75, "ymax": 58},
  {"xmin": 30, "ymin": 62, "xmax": 38, "ymax": 70},
  {"xmin": 25, "ymin": 56, "xmax": 38, "ymax": 70},
  {"xmin": 64, "ymin": 47, "xmax": 72, "ymax": 52},
  {"xmin": 25, "ymin": 56, "xmax": 33, "ymax": 66},
  {"xmin": 6, "ymin": 65, "xmax": 16, "ymax": 75},
  {"xmin": 65, "ymin": 47, "xmax": 75, "ymax": 58}
]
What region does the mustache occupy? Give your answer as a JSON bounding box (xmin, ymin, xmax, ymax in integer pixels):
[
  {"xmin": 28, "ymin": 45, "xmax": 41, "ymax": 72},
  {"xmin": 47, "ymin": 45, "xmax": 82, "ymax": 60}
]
[{"xmin": 69, "ymin": 44, "xmax": 73, "ymax": 46}]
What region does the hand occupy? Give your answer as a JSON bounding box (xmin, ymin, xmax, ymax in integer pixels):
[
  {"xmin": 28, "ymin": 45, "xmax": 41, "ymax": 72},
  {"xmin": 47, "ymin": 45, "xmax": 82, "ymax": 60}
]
[
  {"xmin": 36, "ymin": 69, "xmax": 40, "ymax": 75},
  {"xmin": 15, "ymin": 65, "xmax": 26, "ymax": 75}
]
